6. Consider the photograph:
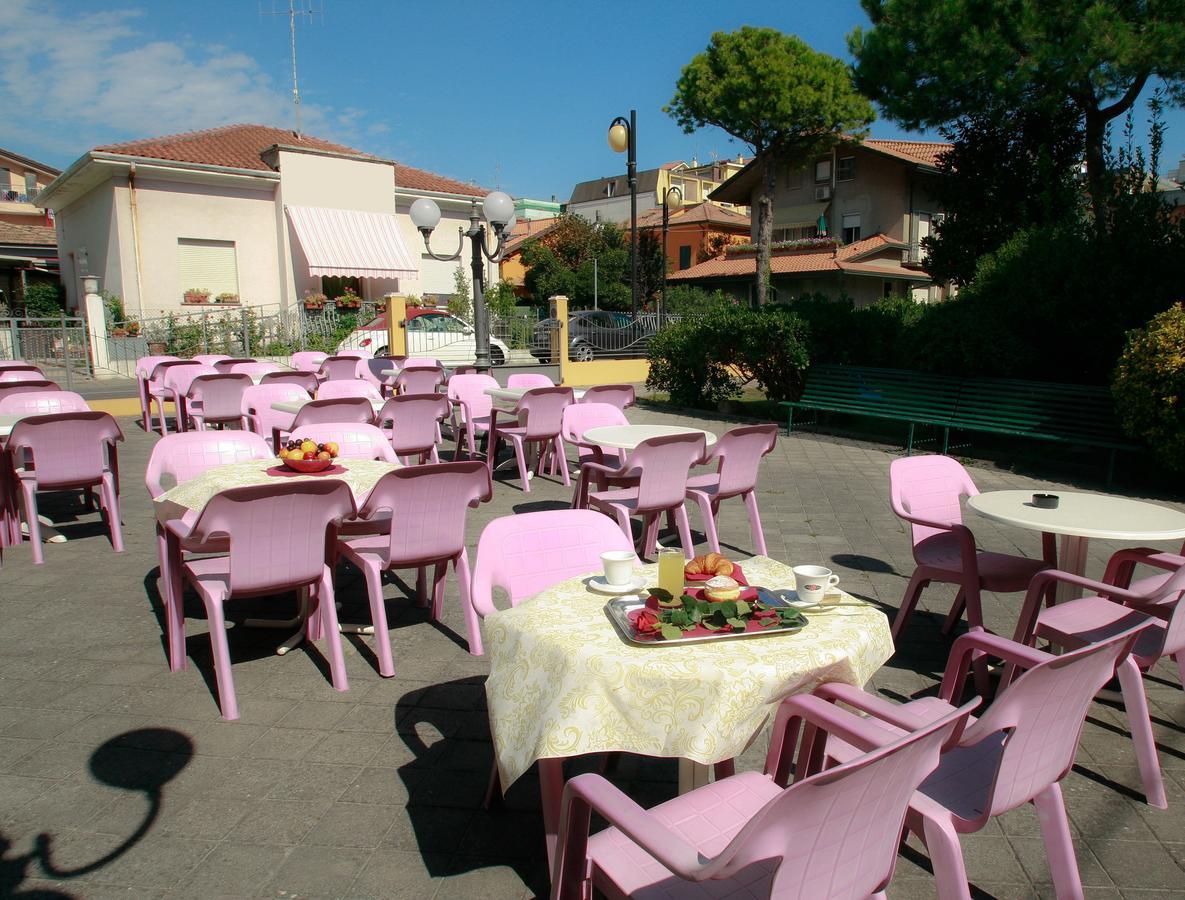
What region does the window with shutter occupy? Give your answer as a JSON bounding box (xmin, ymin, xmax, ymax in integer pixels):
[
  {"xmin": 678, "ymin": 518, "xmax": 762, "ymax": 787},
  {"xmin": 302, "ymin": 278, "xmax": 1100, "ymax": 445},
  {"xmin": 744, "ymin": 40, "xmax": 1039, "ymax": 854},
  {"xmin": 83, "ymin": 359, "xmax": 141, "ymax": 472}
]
[{"xmin": 177, "ymin": 239, "xmax": 239, "ymax": 299}]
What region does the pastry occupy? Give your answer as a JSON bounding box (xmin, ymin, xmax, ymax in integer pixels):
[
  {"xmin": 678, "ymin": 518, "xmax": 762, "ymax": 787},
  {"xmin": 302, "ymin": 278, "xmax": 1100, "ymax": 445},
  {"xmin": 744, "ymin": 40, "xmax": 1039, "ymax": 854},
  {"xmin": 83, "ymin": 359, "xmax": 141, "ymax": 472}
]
[
  {"xmin": 685, "ymin": 552, "xmax": 734, "ymax": 577},
  {"xmin": 703, "ymin": 575, "xmax": 741, "ymax": 602}
]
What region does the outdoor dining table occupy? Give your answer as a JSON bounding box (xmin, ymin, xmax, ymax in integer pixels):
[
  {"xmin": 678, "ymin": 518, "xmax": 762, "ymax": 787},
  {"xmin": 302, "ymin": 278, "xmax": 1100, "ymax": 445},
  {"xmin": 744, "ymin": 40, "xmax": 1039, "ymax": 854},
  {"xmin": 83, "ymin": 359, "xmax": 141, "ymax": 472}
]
[
  {"xmin": 152, "ymin": 456, "xmax": 399, "ymax": 652},
  {"xmin": 582, "ymin": 422, "xmax": 718, "ymax": 450},
  {"xmin": 483, "ymin": 555, "xmax": 893, "ymax": 866},
  {"xmin": 483, "ymin": 386, "xmax": 587, "ymax": 406},
  {"xmin": 270, "ymin": 397, "xmax": 386, "ymax": 416},
  {"xmin": 966, "ymin": 489, "xmax": 1185, "ymax": 602}
]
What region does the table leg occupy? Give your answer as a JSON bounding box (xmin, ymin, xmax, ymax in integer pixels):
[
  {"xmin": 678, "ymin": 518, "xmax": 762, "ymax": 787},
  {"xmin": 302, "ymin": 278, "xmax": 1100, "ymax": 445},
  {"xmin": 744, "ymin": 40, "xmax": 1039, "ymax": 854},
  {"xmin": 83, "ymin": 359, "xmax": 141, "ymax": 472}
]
[
  {"xmin": 244, "ymin": 588, "xmax": 309, "ymax": 655},
  {"xmin": 1056, "ymin": 535, "xmax": 1090, "ymax": 603},
  {"xmin": 677, "ymin": 759, "xmax": 712, "ymax": 794},
  {"xmin": 539, "ymin": 757, "xmax": 564, "ymax": 870}
]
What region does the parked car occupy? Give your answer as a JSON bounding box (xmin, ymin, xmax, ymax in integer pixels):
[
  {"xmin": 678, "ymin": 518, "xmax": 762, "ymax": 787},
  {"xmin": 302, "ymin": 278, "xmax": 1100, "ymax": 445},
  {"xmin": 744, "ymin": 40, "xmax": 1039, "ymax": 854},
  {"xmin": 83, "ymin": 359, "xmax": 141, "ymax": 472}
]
[
  {"xmin": 529, "ymin": 310, "xmax": 657, "ymax": 362},
  {"xmin": 339, "ymin": 309, "xmax": 509, "ymax": 366}
]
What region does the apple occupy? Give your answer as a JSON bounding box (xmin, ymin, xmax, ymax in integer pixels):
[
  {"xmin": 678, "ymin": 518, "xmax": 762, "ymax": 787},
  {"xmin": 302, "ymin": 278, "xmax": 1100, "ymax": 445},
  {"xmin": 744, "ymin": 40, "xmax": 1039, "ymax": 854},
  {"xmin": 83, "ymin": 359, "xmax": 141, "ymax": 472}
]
[
  {"xmin": 316, "ymin": 450, "xmax": 332, "ymax": 461},
  {"xmin": 304, "ymin": 450, "xmax": 317, "ymax": 460}
]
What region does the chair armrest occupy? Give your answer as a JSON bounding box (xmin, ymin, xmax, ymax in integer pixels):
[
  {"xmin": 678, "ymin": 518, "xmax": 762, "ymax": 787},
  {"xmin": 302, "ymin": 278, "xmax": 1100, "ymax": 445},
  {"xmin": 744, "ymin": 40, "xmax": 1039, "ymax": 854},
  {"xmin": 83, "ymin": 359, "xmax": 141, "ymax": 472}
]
[
  {"xmin": 553, "ymin": 772, "xmax": 703, "ymax": 892},
  {"xmin": 1103, "ymin": 547, "xmax": 1184, "ymax": 588},
  {"xmin": 941, "ymin": 631, "xmax": 1053, "ymax": 702},
  {"xmin": 579, "ymin": 460, "xmax": 621, "ymax": 480},
  {"xmin": 162, "ymin": 517, "xmax": 196, "ymax": 543},
  {"xmin": 812, "ymin": 682, "xmax": 951, "ymax": 733},
  {"xmin": 1012, "ymin": 569, "xmax": 1147, "ymax": 644}
]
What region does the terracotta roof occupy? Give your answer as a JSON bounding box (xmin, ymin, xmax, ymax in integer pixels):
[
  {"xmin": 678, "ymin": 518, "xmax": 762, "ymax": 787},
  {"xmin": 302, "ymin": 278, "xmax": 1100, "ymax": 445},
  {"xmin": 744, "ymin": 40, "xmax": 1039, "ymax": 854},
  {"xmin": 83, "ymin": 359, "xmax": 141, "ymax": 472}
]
[
  {"xmin": 0, "ymin": 221, "xmax": 57, "ymax": 246},
  {"xmin": 635, "ymin": 202, "xmax": 751, "ymax": 230},
  {"xmin": 94, "ymin": 123, "xmax": 488, "ymax": 197},
  {"xmin": 863, "ymin": 139, "xmax": 950, "ymax": 168},
  {"xmin": 668, "ymin": 234, "xmax": 919, "ymax": 281},
  {"xmin": 500, "ymin": 217, "xmax": 563, "ymax": 255}
]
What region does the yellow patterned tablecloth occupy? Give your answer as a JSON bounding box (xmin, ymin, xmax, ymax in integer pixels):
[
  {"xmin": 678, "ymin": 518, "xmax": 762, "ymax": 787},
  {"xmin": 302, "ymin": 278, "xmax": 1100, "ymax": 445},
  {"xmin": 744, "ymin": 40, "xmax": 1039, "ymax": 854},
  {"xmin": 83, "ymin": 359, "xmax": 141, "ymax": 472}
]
[
  {"xmin": 484, "ymin": 556, "xmax": 893, "ymax": 788},
  {"xmin": 153, "ymin": 458, "xmax": 399, "ymax": 520}
]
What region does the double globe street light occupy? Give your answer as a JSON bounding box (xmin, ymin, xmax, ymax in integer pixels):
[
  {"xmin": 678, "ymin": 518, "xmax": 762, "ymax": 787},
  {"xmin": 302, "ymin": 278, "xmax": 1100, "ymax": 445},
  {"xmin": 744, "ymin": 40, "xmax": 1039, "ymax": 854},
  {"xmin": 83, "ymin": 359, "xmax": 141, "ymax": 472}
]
[{"xmin": 409, "ymin": 190, "xmax": 516, "ymax": 372}]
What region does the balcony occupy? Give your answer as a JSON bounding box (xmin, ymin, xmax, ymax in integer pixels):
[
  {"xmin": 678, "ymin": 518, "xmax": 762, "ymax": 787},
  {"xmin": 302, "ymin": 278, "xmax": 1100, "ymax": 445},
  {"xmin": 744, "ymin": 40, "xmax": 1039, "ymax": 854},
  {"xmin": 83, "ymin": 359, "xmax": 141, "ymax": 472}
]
[
  {"xmin": 901, "ymin": 243, "xmax": 926, "ymax": 268},
  {"xmin": 1, "ymin": 188, "xmax": 38, "ymax": 204}
]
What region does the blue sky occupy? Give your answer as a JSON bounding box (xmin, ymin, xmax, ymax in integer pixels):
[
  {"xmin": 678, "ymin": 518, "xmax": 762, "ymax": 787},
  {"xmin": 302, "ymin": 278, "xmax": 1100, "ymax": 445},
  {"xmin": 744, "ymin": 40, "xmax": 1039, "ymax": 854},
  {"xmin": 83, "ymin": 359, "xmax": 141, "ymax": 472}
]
[{"xmin": 2, "ymin": 0, "xmax": 1181, "ymax": 200}]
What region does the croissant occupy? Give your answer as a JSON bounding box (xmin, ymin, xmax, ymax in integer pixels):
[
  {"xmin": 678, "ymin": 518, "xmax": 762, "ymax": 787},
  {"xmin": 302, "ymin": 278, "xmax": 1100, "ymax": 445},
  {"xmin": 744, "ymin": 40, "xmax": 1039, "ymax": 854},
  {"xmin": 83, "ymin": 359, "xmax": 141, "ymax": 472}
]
[{"xmin": 684, "ymin": 552, "xmax": 734, "ymax": 577}]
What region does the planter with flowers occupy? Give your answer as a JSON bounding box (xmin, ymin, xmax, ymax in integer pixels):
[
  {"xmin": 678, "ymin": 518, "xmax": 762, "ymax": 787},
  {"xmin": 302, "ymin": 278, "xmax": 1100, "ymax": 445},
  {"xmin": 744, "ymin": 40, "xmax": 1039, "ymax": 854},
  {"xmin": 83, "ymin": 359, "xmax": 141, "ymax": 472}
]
[
  {"xmin": 303, "ymin": 292, "xmax": 327, "ymax": 312},
  {"xmin": 215, "ymin": 292, "xmax": 240, "ymax": 305},
  {"xmin": 334, "ymin": 288, "xmax": 362, "ymax": 310},
  {"xmin": 183, "ymin": 288, "xmax": 211, "ymax": 305}
]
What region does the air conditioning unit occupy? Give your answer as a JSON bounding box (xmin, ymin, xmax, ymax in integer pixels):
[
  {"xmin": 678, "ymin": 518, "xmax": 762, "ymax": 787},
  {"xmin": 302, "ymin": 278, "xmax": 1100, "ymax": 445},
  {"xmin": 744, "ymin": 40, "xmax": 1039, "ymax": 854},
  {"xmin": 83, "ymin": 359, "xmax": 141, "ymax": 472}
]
[{"xmin": 814, "ymin": 185, "xmax": 831, "ymax": 201}]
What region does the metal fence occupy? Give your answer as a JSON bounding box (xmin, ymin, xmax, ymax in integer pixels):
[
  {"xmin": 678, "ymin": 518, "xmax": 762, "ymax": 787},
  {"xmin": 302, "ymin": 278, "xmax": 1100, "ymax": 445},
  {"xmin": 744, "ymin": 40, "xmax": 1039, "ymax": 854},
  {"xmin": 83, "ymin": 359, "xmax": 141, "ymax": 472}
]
[
  {"xmin": 0, "ymin": 315, "xmax": 91, "ymax": 387},
  {"xmin": 526, "ymin": 310, "xmax": 679, "ymax": 363}
]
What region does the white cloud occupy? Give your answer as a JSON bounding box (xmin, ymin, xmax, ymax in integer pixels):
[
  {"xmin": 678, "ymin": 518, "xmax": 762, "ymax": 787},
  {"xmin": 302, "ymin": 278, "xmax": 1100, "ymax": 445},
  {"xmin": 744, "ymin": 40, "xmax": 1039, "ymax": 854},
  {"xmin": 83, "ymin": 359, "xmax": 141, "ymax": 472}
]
[{"xmin": 0, "ymin": 0, "xmax": 375, "ymax": 166}]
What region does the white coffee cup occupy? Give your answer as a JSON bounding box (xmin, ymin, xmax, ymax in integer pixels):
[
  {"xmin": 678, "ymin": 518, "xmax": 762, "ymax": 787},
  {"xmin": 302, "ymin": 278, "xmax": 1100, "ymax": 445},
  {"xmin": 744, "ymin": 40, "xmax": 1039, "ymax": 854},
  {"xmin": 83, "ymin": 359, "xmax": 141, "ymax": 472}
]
[
  {"xmin": 601, "ymin": 550, "xmax": 636, "ymax": 586},
  {"xmin": 792, "ymin": 565, "xmax": 840, "ymax": 606}
]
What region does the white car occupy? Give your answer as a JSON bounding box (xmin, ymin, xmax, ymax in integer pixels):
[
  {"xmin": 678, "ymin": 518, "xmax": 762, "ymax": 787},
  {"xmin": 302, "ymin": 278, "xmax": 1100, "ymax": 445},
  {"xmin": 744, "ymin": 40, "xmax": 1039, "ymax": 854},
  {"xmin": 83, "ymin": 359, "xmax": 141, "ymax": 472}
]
[{"xmin": 338, "ymin": 310, "xmax": 509, "ymax": 366}]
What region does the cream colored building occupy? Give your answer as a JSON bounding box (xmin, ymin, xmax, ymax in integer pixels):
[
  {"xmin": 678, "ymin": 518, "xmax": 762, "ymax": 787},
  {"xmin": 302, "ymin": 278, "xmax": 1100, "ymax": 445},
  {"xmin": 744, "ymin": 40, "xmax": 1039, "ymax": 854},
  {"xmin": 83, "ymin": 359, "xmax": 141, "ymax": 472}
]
[
  {"xmin": 35, "ymin": 124, "xmax": 494, "ymax": 315},
  {"xmin": 567, "ymin": 155, "xmax": 750, "ymax": 225}
]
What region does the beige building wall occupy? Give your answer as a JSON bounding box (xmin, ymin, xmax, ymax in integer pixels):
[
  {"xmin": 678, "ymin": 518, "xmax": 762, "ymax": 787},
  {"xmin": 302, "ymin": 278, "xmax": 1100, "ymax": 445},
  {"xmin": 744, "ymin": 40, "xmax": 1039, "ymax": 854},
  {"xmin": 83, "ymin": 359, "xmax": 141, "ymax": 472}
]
[{"xmin": 54, "ymin": 179, "xmax": 122, "ymax": 312}]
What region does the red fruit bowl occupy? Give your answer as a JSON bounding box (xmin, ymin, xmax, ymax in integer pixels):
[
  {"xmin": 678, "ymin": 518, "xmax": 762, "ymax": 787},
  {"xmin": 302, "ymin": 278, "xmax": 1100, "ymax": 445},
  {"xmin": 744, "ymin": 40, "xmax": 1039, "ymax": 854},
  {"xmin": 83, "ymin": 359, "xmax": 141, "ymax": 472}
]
[{"xmin": 280, "ymin": 456, "xmax": 335, "ymax": 473}]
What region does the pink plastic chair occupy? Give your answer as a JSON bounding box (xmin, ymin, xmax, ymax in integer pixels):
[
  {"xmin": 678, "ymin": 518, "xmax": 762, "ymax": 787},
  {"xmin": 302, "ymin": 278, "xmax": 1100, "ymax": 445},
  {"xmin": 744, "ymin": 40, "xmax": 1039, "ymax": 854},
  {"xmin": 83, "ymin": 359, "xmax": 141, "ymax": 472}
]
[
  {"xmin": 448, "ymin": 374, "xmax": 498, "ymax": 460},
  {"xmin": 0, "ymin": 381, "xmax": 60, "ymax": 403},
  {"xmin": 338, "ymin": 462, "xmax": 492, "ymax": 670},
  {"xmin": 551, "ymin": 691, "xmax": 973, "ymax": 900},
  {"xmin": 686, "ymin": 424, "xmax": 778, "ymax": 557},
  {"xmin": 165, "ymin": 480, "xmax": 356, "ymax": 719},
  {"xmin": 192, "ymin": 354, "xmax": 231, "ymax": 366},
  {"xmin": 487, "ymin": 386, "xmax": 574, "ymax": 493},
  {"xmin": 404, "ymin": 356, "xmax": 440, "ymax": 368},
  {"xmin": 159, "ymin": 364, "xmax": 219, "ymax": 435},
  {"xmin": 579, "ymin": 384, "xmax": 636, "ymax": 410},
  {"xmin": 394, "ymin": 366, "xmax": 445, "ymax": 396},
  {"xmin": 0, "ymin": 360, "xmax": 41, "ymax": 372},
  {"xmin": 359, "ymin": 357, "xmax": 399, "ymax": 395},
  {"xmin": 148, "ymin": 360, "xmax": 203, "ymax": 435},
  {"xmin": 561, "ymin": 403, "xmax": 630, "ymax": 507},
  {"xmin": 1010, "ymin": 553, "xmax": 1185, "ymax": 809},
  {"xmin": 135, "ymin": 355, "xmax": 178, "ymax": 431},
  {"xmin": 276, "ymin": 397, "xmax": 375, "ymax": 451},
  {"xmin": 290, "ymin": 350, "xmax": 328, "ymax": 372},
  {"xmin": 0, "ymin": 370, "xmax": 46, "ymax": 384},
  {"xmin": 7, "ymin": 412, "xmax": 125, "ymax": 565},
  {"xmin": 507, "ymin": 373, "xmax": 554, "ymax": 389},
  {"xmin": 472, "ymin": 510, "xmax": 636, "ymax": 650},
  {"xmin": 288, "ymin": 423, "xmax": 397, "ymax": 462},
  {"xmin": 225, "ymin": 362, "xmax": 281, "ymax": 379},
  {"xmin": 259, "ymin": 370, "xmax": 320, "ymax": 394},
  {"xmin": 584, "ymin": 432, "xmax": 705, "ymax": 558},
  {"xmin": 186, "ymin": 374, "xmax": 251, "ymax": 430},
  {"xmin": 317, "ymin": 380, "xmax": 383, "ymax": 402},
  {"xmin": 212, "ymin": 358, "xmax": 256, "ymax": 373},
  {"xmin": 813, "ymin": 622, "xmax": 1148, "ymax": 900},
  {"xmin": 336, "ymin": 347, "xmax": 373, "ymax": 359},
  {"xmin": 0, "ymin": 391, "xmax": 89, "ymax": 416},
  {"xmin": 318, "ymin": 356, "xmax": 363, "ymax": 381},
  {"xmin": 240, "ymin": 383, "xmax": 307, "ymax": 440},
  {"xmin": 889, "ymin": 455, "xmax": 1049, "ymax": 642},
  {"xmin": 450, "ymin": 365, "xmax": 477, "ymax": 375},
  {"xmin": 378, "ymin": 394, "xmax": 449, "ymax": 464},
  {"xmin": 145, "ymin": 430, "xmax": 273, "ymax": 668}
]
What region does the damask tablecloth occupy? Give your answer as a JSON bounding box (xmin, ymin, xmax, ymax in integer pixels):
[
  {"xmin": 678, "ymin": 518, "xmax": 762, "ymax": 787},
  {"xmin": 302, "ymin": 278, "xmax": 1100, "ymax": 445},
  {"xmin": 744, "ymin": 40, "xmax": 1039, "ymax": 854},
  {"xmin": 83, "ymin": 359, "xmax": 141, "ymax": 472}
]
[
  {"xmin": 484, "ymin": 556, "xmax": 893, "ymax": 788},
  {"xmin": 152, "ymin": 457, "xmax": 399, "ymax": 520}
]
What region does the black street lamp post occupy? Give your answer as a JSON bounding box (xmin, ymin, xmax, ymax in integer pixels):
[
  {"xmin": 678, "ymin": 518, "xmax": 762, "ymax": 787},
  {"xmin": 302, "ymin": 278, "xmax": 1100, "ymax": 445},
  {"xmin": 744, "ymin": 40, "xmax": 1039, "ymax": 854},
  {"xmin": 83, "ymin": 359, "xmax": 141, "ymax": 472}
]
[
  {"xmin": 608, "ymin": 109, "xmax": 638, "ymax": 315},
  {"xmin": 409, "ymin": 191, "xmax": 515, "ymax": 373},
  {"xmin": 659, "ymin": 185, "xmax": 682, "ymax": 319}
]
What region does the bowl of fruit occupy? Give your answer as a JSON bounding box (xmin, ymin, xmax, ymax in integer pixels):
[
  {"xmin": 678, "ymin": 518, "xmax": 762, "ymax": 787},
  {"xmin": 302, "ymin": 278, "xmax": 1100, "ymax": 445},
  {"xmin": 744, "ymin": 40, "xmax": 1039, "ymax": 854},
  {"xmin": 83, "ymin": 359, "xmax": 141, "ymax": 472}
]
[{"xmin": 277, "ymin": 438, "xmax": 340, "ymax": 473}]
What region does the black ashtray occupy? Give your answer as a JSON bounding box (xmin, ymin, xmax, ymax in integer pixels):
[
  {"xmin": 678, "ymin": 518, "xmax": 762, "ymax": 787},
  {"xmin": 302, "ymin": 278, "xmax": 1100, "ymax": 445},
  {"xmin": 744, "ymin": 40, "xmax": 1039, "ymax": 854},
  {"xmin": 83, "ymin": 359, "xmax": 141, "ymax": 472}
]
[{"xmin": 1032, "ymin": 493, "xmax": 1060, "ymax": 509}]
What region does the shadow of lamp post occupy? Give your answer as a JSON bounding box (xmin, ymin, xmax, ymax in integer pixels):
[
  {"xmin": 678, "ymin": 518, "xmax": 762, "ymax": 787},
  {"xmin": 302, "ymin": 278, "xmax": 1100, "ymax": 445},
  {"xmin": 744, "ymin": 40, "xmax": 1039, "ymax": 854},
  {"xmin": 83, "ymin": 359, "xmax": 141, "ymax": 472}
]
[{"xmin": 409, "ymin": 191, "xmax": 516, "ymax": 373}]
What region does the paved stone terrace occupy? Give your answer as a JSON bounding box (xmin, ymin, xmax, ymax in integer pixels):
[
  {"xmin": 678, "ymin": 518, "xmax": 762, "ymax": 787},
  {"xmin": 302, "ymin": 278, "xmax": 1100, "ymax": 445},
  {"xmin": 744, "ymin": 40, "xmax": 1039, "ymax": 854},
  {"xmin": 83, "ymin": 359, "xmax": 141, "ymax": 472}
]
[{"xmin": 1, "ymin": 404, "xmax": 1183, "ymax": 899}]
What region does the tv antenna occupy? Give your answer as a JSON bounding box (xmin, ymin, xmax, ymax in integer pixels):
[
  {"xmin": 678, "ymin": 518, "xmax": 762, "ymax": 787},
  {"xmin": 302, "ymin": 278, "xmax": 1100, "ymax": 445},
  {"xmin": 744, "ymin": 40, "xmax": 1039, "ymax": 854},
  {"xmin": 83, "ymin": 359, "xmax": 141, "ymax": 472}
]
[{"xmin": 261, "ymin": 1, "xmax": 322, "ymax": 136}]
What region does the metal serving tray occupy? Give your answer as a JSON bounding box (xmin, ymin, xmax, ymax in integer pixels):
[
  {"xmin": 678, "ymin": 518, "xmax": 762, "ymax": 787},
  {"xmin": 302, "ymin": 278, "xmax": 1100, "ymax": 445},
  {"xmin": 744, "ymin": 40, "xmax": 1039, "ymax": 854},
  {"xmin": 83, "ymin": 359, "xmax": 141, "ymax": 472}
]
[{"xmin": 603, "ymin": 595, "xmax": 808, "ymax": 647}]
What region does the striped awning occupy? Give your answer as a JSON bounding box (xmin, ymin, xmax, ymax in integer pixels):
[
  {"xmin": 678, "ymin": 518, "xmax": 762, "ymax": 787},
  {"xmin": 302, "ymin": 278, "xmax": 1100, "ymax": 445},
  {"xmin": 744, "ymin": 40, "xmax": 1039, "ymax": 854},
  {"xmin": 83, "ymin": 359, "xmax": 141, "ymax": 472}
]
[{"xmin": 285, "ymin": 205, "xmax": 418, "ymax": 279}]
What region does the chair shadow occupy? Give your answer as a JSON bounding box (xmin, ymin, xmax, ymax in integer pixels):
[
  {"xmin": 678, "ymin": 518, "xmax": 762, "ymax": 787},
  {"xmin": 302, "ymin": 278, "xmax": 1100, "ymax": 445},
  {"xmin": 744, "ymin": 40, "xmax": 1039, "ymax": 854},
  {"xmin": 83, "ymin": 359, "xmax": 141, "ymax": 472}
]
[
  {"xmin": 830, "ymin": 553, "xmax": 899, "ymax": 575},
  {"xmin": 393, "ymin": 681, "xmax": 549, "ymax": 896},
  {"xmin": 0, "ymin": 729, "xmax": 193, "ymax": 896}
]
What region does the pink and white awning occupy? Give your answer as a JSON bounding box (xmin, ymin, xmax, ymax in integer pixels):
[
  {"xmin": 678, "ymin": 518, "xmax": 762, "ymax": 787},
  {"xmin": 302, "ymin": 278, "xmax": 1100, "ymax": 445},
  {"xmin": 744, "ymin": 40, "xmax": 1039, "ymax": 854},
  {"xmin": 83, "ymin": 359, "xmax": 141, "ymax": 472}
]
[{"xmin": 285, "ymin": 205, "xmax": 418, "ymax": 280}]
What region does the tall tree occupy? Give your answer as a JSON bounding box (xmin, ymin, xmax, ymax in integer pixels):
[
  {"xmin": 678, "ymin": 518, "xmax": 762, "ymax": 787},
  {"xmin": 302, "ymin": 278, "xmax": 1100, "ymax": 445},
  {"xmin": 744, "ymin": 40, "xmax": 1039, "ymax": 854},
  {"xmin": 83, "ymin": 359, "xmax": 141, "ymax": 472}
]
[
  {"xmin": 667, "ymin": 27, "xmax": 875, "ymax": 305},
  {"xmin": 849, "ymin": 0, "xmax": 1185, "ymax": 230}
]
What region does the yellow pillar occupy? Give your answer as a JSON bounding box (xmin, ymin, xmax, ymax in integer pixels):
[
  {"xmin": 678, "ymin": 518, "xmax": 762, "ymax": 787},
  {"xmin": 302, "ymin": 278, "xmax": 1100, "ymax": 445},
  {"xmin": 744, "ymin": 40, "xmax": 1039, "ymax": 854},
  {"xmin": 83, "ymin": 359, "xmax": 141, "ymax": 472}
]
[
  {"xmin": 385, "ymin": 294, "xmax": 408, "ymax": 357},
  {"xmin": 550, "ymin": 295, "xmax": 569, "ymax": 384}
]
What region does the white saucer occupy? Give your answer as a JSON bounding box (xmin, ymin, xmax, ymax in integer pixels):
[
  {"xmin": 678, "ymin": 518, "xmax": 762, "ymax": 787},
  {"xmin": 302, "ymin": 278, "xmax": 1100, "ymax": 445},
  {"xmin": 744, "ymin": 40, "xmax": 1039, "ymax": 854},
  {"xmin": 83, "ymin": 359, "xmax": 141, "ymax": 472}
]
[
  {"xmin": 588, "ymin": 575, "xmax": 647, "ymax": 595},
  {"xmin": 784, "ymin": 590, "xmax": 821, "ymax": 608}
]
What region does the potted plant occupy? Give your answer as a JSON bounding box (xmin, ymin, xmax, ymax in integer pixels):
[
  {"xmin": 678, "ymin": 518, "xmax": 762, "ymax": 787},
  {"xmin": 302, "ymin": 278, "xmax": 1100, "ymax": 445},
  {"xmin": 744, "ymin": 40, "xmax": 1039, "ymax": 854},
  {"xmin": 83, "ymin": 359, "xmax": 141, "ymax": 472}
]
[
  {"xmin": 215, "ymin": 292, "xmax": 240, "ymax": 305},
  {"xmin": 143, "ymin": 320, "xmax": 169, "ymax": 355},
  {"xmin": 303, "ymin": 291, "xmax": 327, "ymax": 311},
  {"xmin": 184, "ymin": 288, "xmax": 211, "ymax": 304},
  {"xmin": 126, "ymin": 320, "xmax": 141, "ymax": 337},
  {"xmin": 334, "ymin": 287, "xmax": 362, "ymax": 310}
]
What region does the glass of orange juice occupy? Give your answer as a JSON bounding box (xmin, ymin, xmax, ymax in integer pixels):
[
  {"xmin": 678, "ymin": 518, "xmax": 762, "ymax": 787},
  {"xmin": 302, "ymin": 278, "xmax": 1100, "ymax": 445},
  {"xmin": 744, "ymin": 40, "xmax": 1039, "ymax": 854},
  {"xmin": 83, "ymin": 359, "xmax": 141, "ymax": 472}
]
[{"xmin": 657, "ymin": 548, "xmax": 685, "ymax": 599}]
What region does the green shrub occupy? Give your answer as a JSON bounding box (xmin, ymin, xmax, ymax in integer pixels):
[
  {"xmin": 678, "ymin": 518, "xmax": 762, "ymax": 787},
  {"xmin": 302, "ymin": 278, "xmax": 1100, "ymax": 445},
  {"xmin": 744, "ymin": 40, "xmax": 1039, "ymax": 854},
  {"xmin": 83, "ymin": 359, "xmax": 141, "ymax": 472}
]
[
  {"xmin": 646, "ymin": 312, "xmax": 741, "ymax": 407},
  {"xmin": 1112, "ymin": 303, "xmax": 1185, "ymax": 471},
  {"xmin": 662, "ymin": 285, "xmax": 734, "ymax": 315},
  {"xmin": 21, "ymin": 282, "xmax": 64, "ymax": 318}
]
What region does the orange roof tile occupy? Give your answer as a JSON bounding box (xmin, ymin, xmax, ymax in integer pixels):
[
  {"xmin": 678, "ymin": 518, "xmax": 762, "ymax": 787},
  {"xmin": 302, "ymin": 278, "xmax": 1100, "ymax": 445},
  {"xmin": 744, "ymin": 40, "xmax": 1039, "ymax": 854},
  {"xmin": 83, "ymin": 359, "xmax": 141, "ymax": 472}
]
[
  {"xmin": 634, "ymin": 202, "xmax": 751, "ymax": 229},
  {"xmin": 863, "ymin": 139, "xmax": 950, "ymax": 168},
  {"xmin": 501, "ymin": 217, "xmax": 563, "ymax": 255},
  {"xmin": 0, "ymin": 221, "xmax": 57, "ymax": 246},
  {"xmin": 95, "ymin": 123, "xmax": 487, "ymax": 197},
  {"xmin": 668, "ymin": 234, "xmax": 912, "ymax": 281}
]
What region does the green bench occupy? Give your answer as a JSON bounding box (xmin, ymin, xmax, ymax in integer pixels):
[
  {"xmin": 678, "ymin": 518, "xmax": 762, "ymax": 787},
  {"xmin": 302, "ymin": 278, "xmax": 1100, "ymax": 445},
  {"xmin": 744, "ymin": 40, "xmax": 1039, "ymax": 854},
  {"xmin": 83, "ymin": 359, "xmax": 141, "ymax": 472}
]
[{"xmin": 780, "ymin": 364, "xmax": 1138, "ymax": 481}]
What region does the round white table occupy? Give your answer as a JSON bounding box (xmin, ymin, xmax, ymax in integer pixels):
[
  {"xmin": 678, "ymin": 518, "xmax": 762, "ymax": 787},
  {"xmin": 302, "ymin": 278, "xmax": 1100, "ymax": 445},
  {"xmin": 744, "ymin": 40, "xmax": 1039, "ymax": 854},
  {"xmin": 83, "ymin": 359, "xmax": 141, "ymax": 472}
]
[
  {"xmin": 966, "ymin": 490, "xmax": 1185, "ymax": 601},
  {"xmin": 582, "ymin": 423, "xmax": 717, "ymax": 451}
]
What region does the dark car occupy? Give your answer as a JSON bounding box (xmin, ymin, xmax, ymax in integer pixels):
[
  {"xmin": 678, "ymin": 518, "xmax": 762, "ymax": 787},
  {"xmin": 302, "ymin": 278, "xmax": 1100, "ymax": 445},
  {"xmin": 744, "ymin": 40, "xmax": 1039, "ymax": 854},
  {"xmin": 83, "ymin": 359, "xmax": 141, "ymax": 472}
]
[{"xmin": 529, "ymin": 310, "xmax": 657, "ymax": 362}]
